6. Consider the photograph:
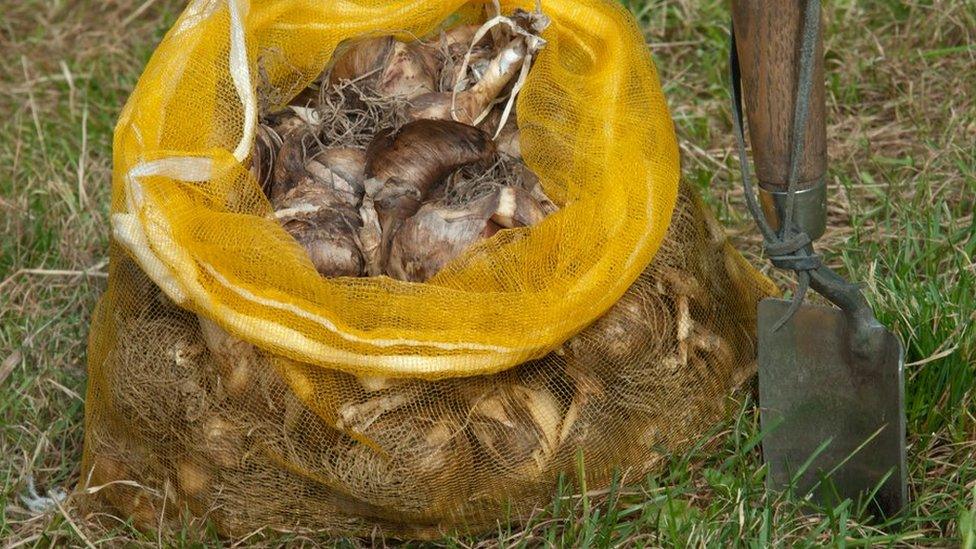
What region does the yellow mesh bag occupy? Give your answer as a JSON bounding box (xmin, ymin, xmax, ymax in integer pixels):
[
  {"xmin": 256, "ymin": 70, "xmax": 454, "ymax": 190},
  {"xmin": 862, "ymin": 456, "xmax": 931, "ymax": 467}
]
[
  {"xmin": 80, "ymin": 0, "xmax": 776, "ymax": 538},
  {"xmin": 105, "ymin": 0, "xmax": 681, "ymax": 378}
]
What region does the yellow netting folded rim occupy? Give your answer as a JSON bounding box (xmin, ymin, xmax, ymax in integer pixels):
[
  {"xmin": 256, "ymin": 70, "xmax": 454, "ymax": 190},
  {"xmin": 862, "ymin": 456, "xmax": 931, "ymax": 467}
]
[{"xmin": 109, "ymin": 0, "xmax": 680, "ymax": 379}]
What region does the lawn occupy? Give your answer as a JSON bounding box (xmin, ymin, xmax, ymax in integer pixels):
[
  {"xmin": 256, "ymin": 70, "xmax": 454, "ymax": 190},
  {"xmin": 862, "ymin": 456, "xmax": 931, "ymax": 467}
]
[{"xmin": 1, "ymin": 0, "xmax": 973, "ymax": 546}]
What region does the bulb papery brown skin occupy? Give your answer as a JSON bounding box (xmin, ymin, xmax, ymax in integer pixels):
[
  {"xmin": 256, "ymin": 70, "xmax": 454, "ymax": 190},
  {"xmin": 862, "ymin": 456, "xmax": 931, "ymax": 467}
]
[
  {"xmin": 358, "ymin": 181, "xmax": 385, "ymax": 277},
  {"xmin": 269, "ymin": 112, "xmax": 306, "ymax": 138},
  {"xmin": 330, "ymin": 36, "xmax": 440, "ymax": 100},
  {"xmin": 275, "ymin": 183, "xmax": 365, "ymax": 278},
  {"xmin": 270, "ymin": 130, "xmax": 314, "ymax": 203},
  {"xmin": 284, "ymin": 215, "xmax": 364, "ymax": 278},
  {"xmin": 357, "ymin": 375, "xmax": 406, "ymax": 392},
  {"xmin": 267, "ymin": 129, "xmax": 368, "ymax": 277},
  {"xmin": 270, "ymin": 135, "xmax": 366, "ymax": 207},
  {"xmin": 433, "ymin": 24, "xmax": 482, "ymax": 50},
  {"xmin": 259, "ymin": 12, "xmax": 553, "ymax": 283},
  {"xmin": 329, "ymin": 36, "xmax": 395, "ymax": 86},
  {"xmin": 363, "ymin": 119, "xmax": 497, "ymax": 267},
  {"xmin": 366, "ymin": 119, "xmax": 497, "ymax": 193},
  {"xmin": 387, "ymin": 186, "xmax": 546, "ymax": 282},
  {"xmin": 331, "ymin": 406, "xmax": 473, "ymax": 516},
  {"xmin": 386, "ymin": 192, "xmax": 499, "ymax": 282},
  {"xmin": 177, "ymin": 460, "xmax": 211, "ymax": 499},
  {"xmin": 251, "ymin": 111, "xmax": 307, "ymax": 197},
  {"xmin": 336, "ymin": 392, "xmax": 414, "ymax": 437},
  {"xmin": 558, "ymin": 360, "xmax": 607, "ymax": 445},
  {"xmin": 495, "ymin": 118, "xmax": 521, "ymax": 159},
  {"xmin": 490, "ymin": 186, "xmax": 547, "ymax": 229},
  {"xmin": 200, "ymin": 415, "xmax": 243, "ymax": 469},
  {"xmin": 376, "ymin": 41, "xmax": 441, "ymax": 99},
  {"xmin": 314, "ymin": 147, "xmax": 368, "ymax": 188},
  {"xmin": 517, "ymin": 164, "xmax": 559, "ymax": 214},
  {"xmin": 304, "ymin": 159, "xmax": 363, "ymax": 208},
  {"xmin": 427, "ymin": 25, "xmax": 490, "ymax": 95}
]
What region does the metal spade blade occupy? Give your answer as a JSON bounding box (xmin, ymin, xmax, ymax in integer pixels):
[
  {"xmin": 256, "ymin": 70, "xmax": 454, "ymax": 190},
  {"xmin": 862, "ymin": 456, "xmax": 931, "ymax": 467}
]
[{"xmin": 758, "ymin": 298, "xmax": 907, "ymax": 517}]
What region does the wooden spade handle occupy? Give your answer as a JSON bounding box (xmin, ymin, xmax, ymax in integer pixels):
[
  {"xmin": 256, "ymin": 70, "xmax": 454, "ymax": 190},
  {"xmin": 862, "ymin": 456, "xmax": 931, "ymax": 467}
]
[{"xmin": 730, "ymin": 0, "xmax": 827, "ymax": 191}]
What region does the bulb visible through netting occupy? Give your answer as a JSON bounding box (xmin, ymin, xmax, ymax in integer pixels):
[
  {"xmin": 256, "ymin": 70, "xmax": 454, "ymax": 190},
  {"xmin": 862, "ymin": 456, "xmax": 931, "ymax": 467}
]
[{"xmin": 82, "ymin": 180, "xmax": 773, "ymax": 537}]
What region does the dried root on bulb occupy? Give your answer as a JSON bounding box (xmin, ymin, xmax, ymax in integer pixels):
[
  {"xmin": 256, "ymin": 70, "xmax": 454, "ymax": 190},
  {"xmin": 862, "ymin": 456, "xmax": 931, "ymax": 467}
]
[
  {"xmin": 109, "ymin": 310, "xmax": 210, "ymax": 445},
  {"xmin": 329, "ymin": 407, "xmax": 472, "ymax": 516}
]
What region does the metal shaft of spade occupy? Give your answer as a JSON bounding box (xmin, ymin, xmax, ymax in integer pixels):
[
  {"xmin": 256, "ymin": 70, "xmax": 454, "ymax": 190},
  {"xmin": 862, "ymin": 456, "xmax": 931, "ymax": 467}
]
[{"xmin": 730, "ymin": 0, "xmax": 908, "ymax": 516}]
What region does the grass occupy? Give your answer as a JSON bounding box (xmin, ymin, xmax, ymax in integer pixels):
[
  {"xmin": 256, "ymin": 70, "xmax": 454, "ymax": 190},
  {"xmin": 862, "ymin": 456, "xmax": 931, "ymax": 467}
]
[{"xmin": 1, "ymin": 0, "xmax": 973, "ymax": 546}]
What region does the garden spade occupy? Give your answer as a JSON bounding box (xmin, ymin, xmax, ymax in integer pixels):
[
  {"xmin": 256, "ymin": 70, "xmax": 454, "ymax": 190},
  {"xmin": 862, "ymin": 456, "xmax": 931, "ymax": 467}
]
[{"xmin": 729, "ymin": 0, "xmax": 907, "ymax": 516}]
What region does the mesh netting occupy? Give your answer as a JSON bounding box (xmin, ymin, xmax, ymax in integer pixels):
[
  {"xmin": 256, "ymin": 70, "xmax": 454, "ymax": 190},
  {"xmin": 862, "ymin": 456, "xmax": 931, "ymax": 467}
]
[
  {"xmin": 83, "ymin": 182, "xmax": 773, "ymax": 537},
  {"xmin": 80, "ymin": 0, "xmax": 776, "ymax": 538}
]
